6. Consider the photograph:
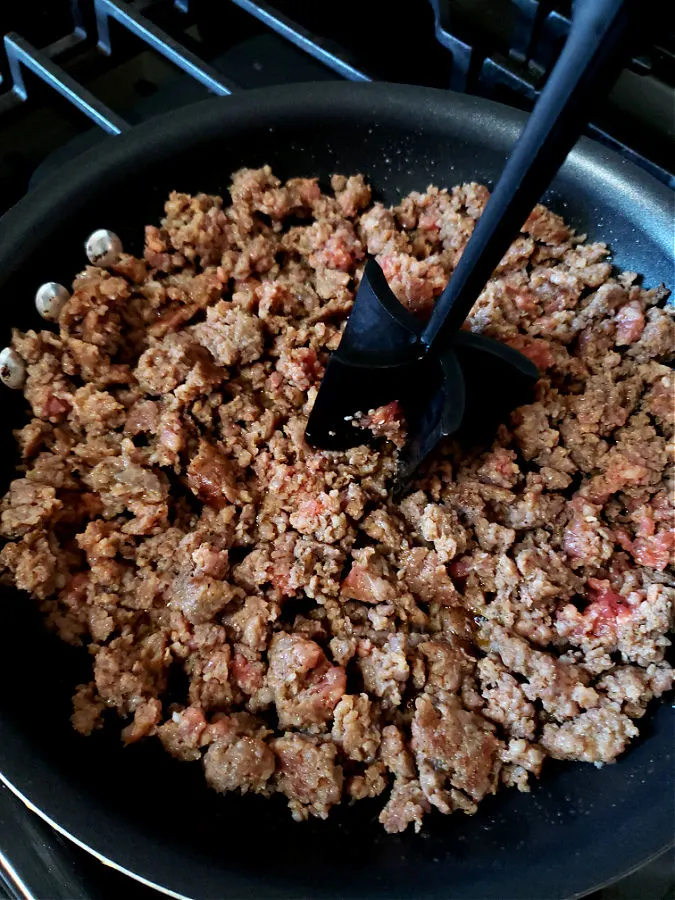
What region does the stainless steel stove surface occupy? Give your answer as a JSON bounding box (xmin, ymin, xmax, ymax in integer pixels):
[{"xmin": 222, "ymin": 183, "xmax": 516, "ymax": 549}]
[{"xmin": 0, "ymin": 2, "xmax": 673, "ymax": 898}]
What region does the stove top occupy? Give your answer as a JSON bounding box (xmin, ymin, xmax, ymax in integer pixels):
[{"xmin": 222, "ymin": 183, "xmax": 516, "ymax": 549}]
[{"xmin": 0, "ymin": 2, "xmax": 673, "ymax": 897}]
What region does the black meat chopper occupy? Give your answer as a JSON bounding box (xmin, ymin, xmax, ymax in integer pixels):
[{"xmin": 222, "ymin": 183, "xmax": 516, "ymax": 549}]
[{"xmin": 305, "ymin": 0, "xmax": 639, "ymax": 486}]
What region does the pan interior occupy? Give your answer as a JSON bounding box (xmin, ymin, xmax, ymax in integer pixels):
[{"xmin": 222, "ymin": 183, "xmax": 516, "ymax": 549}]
[{"xmin": 0, "ymin": 83, "xmax": 672, "ymax": 900}]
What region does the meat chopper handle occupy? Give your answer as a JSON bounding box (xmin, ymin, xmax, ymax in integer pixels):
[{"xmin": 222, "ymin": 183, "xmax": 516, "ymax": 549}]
[{"xmin": 422, "ymin": 0, "xmax": 638, "ymax": 354}]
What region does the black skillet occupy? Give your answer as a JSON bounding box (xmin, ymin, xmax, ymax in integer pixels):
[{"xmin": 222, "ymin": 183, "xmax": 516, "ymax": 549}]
[{"xmin": 0, "ymin": 82, "xmax": 672, "ymax": 900}]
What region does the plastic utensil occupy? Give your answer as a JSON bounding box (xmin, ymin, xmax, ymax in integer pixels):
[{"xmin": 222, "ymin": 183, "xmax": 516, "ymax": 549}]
[{"xmin": 305, "ymin": 0, "xmax": 637, "ymax": 488}]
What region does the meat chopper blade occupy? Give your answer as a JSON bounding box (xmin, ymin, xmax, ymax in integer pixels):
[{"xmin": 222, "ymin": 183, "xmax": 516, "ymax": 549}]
[
  {"xmin": 304, "ymin": 257, "xmax": 420, "ymax": 451},
  {"xmin": 304, "ymin": 261, "xmax": 538, "ymax": 487},
  {"xmin": 305, "ymin": 0, "xmax": 639, "ymax": 486}
]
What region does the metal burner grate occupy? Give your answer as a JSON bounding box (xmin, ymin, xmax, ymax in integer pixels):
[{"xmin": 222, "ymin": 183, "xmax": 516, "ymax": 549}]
[
  {"xmin": 430, "ymin": 0, "xmax": 675, "ymax": 185},
  {"xmin": 2, "ymin": 0, "xmax": 234, "ymax": 134}
]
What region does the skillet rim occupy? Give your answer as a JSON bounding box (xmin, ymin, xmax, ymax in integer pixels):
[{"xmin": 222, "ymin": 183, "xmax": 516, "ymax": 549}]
[{"xmin": 0, "ymin": 80, "xmax": 672, "ymax": 900}]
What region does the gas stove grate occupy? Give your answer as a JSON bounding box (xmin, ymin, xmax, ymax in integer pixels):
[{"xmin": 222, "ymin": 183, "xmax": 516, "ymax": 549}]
[{"xmin": 2, "ymin": 0, "xmax": 233, "ymax": 134}]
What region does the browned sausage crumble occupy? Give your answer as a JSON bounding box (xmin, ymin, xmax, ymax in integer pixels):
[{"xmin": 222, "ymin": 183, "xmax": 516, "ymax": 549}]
[{"xmin": 1, "ymin": 167, "xmax": 673, "ymax": 832}]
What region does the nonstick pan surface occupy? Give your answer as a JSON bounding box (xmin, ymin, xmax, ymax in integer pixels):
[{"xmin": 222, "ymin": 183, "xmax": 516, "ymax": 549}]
[{"xmin": 0, "ymin": 82, "xmax": 672, "ymax": 900}]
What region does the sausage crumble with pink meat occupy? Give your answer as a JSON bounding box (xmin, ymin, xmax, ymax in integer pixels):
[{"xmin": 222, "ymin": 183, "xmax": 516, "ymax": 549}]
[{"xmin": 1, "ymin": 167, "xmax": 672, "ymax": 832}]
